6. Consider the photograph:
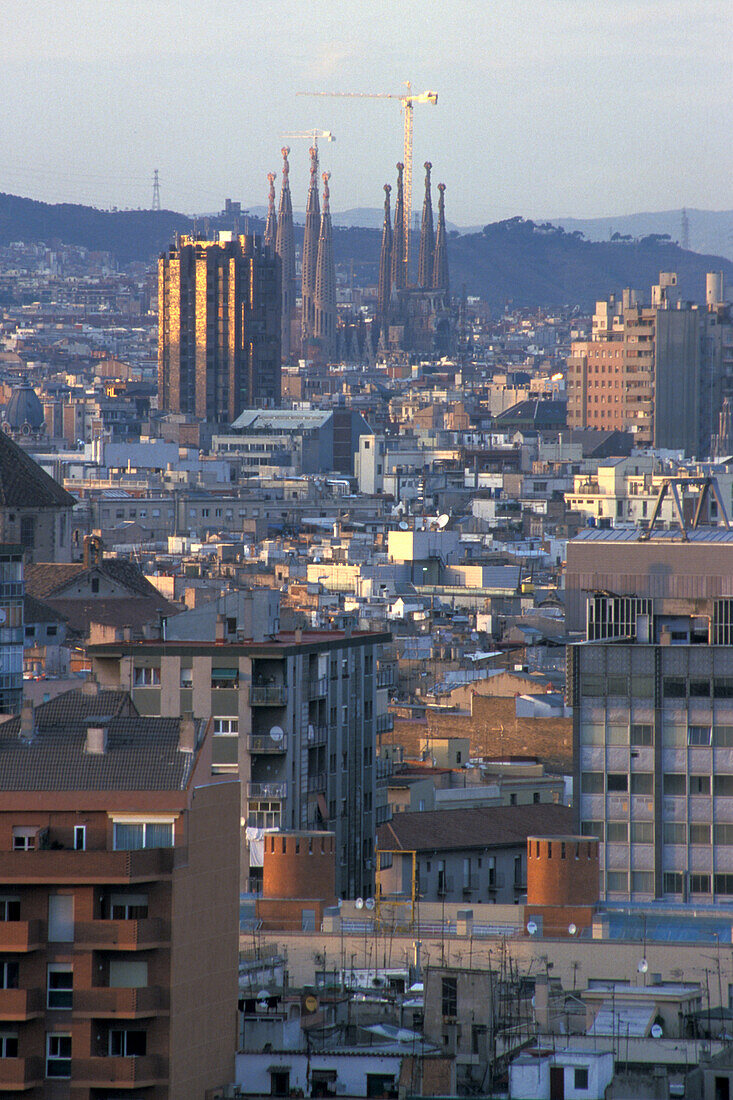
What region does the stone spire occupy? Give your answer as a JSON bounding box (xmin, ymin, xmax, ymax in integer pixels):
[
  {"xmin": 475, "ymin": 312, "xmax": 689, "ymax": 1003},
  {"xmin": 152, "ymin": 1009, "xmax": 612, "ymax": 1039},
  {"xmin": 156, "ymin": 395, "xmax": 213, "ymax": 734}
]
[
  {"xmin": 264, "ymin": 171, "xmax": 277, "ymax": 251},
  {"xmin": 276, "ymin": 147, "xmax": 295, "ymax": 362},
  {"xmin": 432, "ymin": 182, "xmax": 449, "ymax": 294},
  {"xmin": 417, "ymin": 162, "xmax": 434, "ymax": 289},
  {"xmin": 376, "ymin": 183, "xmax": 392, "ymax": 337},
  {"xmin": 391, "ymin": 162, "xmax": 406, "ymax": 292},
  {"xmin": 313, "ymin": 172, "xmax": 336, "ymax": 358},
  {"xmin": 301, "ymin": 145, "xmax": 320, "ymax": 342}
]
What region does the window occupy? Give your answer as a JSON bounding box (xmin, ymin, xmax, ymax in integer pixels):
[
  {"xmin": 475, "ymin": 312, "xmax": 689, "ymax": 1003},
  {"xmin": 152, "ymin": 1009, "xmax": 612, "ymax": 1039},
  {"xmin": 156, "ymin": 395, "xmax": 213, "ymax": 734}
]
[
  {"xmin": 630, "ymin": 773, "xmax": 653, "ymax": 794},
  {"xmin": 109, "ymin": 1029, "xmax": 147, "ymax": 1057},
  {"xmin": 715, "ymin": 775, "xmax": 733, "ymax": 796},
  {"xmin": 0, "ymin": 899, "xmax": 20, "ymax": 922},
  {"xmin": 663, "ymin": 822, "xmax": 686, "ymax": 844},
  {"xmin": 663, "ymin": 677, "xmax": 686, "ymax": 699},
  {"xmin": 689, "ymin": 726, "xmax": 712, "ymax": 746},
  {"xmin": 690, "ymin": 680, "xmax": 711, "ymax": 698},
  {"xmin": 607, "ymin": 676, "xmax": 628, "ymax": 696},
  {"xmin": 213, "ymin": 717, "xmax": 238, "ymax": 735},
  {"xmin": 714, "ymin": 874, "xmax": 733, "ymax": 894},
  {"xmin": 0, "ymin": 961, "xmax": 18, "ymax": 990},
  {"xmin": 441, "ymin": 976, "xmax": 457, "ymax": 1017},
  {"xmin": 20, "ymin": 516, "xmax": 35, "ymax": 550},
  {"xmin": 714, "ymin": 679, "xmax": 733, "ymax": 698},
  {"xmin": 582, "ymin": 772, "xmax": 604, "ymax": 794},
  {"xmin": 690, "ymin": 774, "xmax": 711, "ymax": 795},
  {"xmin": 714, "ymin": 823, "xmax": 733, "ymax": 845},
  {"xmin": 133, "ymin": 666, "xmax": 160, "ymax": 687},
  {"xmin": 664, "ymin": 773, "xmax": 686, "ymax": 795},
  {"xmin": 606, "ymin": 871, "xmax": 628, "ymax": 892},
  {"xmin": 91, "ymin": 577, "xmax": 100, "ymax": 594},
  {"xmin": 180, "ymin": 668, "xmax": 193, "ymax": 688},
  {"xmin": 211, "ymin": 667, "xmax": 238, "ymax": 688},
  {"xmin": 631, "ymin": 821, "xmax": 654, "ymax": 843},
  {"xmin": 629, "ymin": 721, "xmax": 651, "ymax": 748},
  {"xmin": 12, "ymin": 827, "xmax": 38, "ymax": 851},
  {"xmin": 463, "ymin": 858, "xmax": 472, "ymax": 890},
  {"xmin": 690, "ymin": 874, "xmax": 711, "ymax": 893},
  {"xmin": 632, "ymin": 871, "xmax": 654, "ymax": 893},
  {"xmin": 46, "ymin": 1033, "xmax": 71, "ymax": 1078},
  {"xmin": 113, "ymin": 821, "xmax": 173, "ymax": 851},
  {"xmin": 607, "ymin": 822, "xmax": 628, "ymax": 842},
  {"xmin": 74, "ymin": 826, "xmax": 85, "ymax": 851},
  {"xmin": 47, "ymin": 965, "xmax": 73, "ymax": 1009},
  {"xmin": 664, "ymin": 872, "xmax": 684, "ymax": 894},
  {"xmin": 689, "ymin": 823, "xmax": 711, "ymax": 844},
  {"xmin": 581, "ymin": 820, "xmax": 604, "ymax": 840},
  {"xmin": 109, "ymin": 893, "xmax": 148, "ymax": 920},
  {"xmin": 713, "ymin": 727, "xmax": 733, "ymax": 747},
  {"xmin": 607, "ymin": 773, "xmax": 628, "ymax": 793},
  {"xmin": 573, "ymin": 1066, "xmax": 589, "ymax": 1090}
]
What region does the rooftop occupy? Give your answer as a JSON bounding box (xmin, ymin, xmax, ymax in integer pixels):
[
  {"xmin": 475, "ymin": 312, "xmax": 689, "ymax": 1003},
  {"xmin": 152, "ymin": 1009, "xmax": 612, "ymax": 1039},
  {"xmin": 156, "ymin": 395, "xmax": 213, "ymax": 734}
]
[{"xmin": 378, "ymin": 802, "xmax": 573, "ymax": 853}]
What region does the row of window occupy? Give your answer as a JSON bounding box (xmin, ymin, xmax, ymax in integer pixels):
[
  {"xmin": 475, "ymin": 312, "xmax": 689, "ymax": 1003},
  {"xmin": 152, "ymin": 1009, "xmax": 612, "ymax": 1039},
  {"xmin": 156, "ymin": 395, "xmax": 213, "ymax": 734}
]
[
  {"xmin": 583, "ymin": 819, "xmax": 733, "ymax": 846},
  {"xmin": 605, "ymin": 872, "xmax": 733, "ymax": 896},
  {"xmin": 582, "ymin": 724, "xmax": 733, "ymax": 747},
  {"xmin": 582, "ymin": 771, "xmax": 733, "ymax": 796},
  {"xmin": 582, "ymin": 675, "xmax": 733, "ymax": 699}
]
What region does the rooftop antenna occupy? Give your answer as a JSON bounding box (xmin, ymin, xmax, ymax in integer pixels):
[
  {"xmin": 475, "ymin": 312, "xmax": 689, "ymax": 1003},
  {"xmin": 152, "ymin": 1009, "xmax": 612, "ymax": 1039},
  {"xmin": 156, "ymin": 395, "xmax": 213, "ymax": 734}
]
[{"xmin": 152, "ymin": 169, "xmax": 161, "ymax": 212}]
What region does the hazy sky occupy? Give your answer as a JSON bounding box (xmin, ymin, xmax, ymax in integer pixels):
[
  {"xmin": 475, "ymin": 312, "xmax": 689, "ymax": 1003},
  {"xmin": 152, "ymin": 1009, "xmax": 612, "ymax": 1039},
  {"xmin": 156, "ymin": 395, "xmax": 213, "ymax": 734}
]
[{"xmin": 3, "ymin": 0, "xmax": 731, "ymax": 224}]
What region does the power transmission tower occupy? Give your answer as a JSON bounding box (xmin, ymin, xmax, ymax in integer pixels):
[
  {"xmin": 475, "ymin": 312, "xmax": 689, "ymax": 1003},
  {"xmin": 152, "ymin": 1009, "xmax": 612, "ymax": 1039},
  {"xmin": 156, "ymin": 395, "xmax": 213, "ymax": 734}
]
[
  {"xmin": 152, "ymin": 169, "xmax": 161, "ymax": 212},
  {"xmin": 681, "ymin": 207, "xmax": 690, "ymax": 250}
]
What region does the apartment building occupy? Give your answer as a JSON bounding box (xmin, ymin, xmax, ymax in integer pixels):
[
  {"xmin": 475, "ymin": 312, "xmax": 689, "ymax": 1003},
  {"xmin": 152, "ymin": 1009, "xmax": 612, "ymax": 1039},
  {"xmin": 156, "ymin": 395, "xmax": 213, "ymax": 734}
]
[
  {"xmin": 0, "ymin": 684, "xmax": 239, "ymax": 1099},
  {"xmin": 0, "ymin": 544, "xmax": 23, "ymax": 715},
  {"xmin": 88, "ymin": 627, "xmax": 392, "ymax": 899}
]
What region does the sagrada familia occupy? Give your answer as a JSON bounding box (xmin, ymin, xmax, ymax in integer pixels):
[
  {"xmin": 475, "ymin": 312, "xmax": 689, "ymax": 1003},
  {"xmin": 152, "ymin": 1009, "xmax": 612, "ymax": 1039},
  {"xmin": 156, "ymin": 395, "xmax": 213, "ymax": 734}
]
[{"xmin": 264, "ymin": 148, "xmax": 453, "ymax": 365}]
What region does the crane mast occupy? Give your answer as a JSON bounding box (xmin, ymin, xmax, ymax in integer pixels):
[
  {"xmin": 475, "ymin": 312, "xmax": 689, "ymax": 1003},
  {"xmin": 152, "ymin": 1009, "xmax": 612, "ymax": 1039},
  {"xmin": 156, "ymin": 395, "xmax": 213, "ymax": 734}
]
[{"xmin": 298, "ymin": 83, "xmax": 437, "ymax": 280}]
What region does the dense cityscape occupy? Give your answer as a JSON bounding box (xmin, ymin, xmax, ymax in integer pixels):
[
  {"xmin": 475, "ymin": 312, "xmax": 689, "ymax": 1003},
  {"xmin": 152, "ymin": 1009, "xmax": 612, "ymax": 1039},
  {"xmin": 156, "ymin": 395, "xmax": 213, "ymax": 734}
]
[{"xmin": 1, "ymin": 5, "xmax": 732, "ymax": 1099}]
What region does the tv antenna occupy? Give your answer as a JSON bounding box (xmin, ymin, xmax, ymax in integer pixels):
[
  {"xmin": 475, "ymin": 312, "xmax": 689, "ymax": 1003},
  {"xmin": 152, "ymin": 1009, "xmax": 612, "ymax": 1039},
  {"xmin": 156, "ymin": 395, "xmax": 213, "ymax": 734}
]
[{"xmin": 152, "ymin": 169, "xmax": 161, "ymax": 212}]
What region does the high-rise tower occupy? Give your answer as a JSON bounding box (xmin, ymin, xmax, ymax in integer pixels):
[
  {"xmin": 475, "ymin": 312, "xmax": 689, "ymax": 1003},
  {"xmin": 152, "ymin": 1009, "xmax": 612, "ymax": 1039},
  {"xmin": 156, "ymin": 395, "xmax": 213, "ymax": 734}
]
[
  {"xmin": 264, "ymin": 171, "xmax": 277, "ymax": 251},
  {"xmin": 158, "ymin": 233, "xmax": 281, "ymax": 422},
  {"xmin": 417, "ymin": 161, "xmax": 434, "ymax": 289},
  {"xmin": 313, "ymin": 171, "xmax": 337, "ymax": 358},
  {"xmin": 391, "ymin": 163, "xmax": 406, "ymax": 292},
  {"xmin": 276, "ymin": 146, "xmax": 296, "ymax": 363},
  {"xmin": 376, "ymin": 184, "xmax": 393, "ymax": 341},
  {"xmin": 432, "ymin": 182, "xmax": 449, "ymax": 293},
  {"xmin": 301, "ymin": 145, "xmax": 320, "ymax": 343}
]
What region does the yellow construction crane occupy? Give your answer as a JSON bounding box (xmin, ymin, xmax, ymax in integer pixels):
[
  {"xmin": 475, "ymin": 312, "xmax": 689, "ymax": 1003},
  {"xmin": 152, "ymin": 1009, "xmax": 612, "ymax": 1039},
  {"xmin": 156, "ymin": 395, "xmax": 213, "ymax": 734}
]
[
  {"xmin": 298, "ymin": 83, "xmax": 438, "ymax": 273},
  {"xmin": 281, "ymin": 128, "xmax": 336, "ymax": 153}
]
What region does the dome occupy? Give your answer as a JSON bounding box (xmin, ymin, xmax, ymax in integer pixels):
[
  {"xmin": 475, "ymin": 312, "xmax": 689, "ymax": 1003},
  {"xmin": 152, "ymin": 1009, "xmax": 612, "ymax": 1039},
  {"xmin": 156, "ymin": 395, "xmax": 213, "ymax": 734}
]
[{"xmin": 5, "ymin": 384, "xmax": 44, "ymax": 431}]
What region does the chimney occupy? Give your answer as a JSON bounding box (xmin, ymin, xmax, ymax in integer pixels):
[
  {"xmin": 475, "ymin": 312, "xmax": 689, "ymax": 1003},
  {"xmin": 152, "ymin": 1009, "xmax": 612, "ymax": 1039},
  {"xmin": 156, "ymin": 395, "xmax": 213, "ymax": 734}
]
[
  {"xmin": 85, "ymin": 724, "xmax": 108, "ymax": 754},
  {"xmin": 19, "ymin": 700, "xmax": 34, "ymax": 740},
  {"xmin": 215, "ymin": 614, "xmax": 227, "ymax": 643},
  {"xmin": 294, "ymin": 627, "xmax": 303, "ymax": 645},
  {"xmin": 179, "ymin": 712, "xmax": 196, "ymax": 753},
  {"xmin": 82, "ymin": 678, "xmax": 99, "ymax": 697}
]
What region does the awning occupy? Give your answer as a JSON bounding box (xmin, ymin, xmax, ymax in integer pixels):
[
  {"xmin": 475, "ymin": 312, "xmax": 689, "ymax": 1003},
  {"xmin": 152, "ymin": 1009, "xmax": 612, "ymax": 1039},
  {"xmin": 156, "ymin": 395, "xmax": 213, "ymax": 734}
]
[
  {"xmin": 317, "ymin": 793, "xmax": 329, "ymax": 821},
  {"xmin": 211, "ymin": 668, "xmax": 238, "ymax": 681}
]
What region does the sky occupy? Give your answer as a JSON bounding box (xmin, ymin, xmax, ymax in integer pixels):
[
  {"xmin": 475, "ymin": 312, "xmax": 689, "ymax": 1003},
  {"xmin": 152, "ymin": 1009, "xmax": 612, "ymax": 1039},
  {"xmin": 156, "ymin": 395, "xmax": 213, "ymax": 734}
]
[{"xmin": 2, "ymin": 0, "xmax": 731, "ymax": 225}]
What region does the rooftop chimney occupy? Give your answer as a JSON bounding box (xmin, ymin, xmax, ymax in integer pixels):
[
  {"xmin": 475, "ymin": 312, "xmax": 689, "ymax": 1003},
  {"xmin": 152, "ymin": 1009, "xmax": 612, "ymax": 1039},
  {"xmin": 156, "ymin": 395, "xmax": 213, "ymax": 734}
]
[
  {"xmin": 19, "ymin": 701, "xmax": 34, "ymax": 741},
  {"xmin": 215, "ymin": 614, "xmax": 227, "ymax": 643},
  {"xmin": 82, "ymin": 678, "xmax": 100, "ymax": 697},
  {"xmin": 85, "ymin": 724, "xmax": 108, "ymax": 754},
  {"xmin": 179, "ymin": 712, "xmax": 196, "ymax": 754},
  {"xmin": 294, "ymin": 627, "xmax": 303, "ymax": 645}
]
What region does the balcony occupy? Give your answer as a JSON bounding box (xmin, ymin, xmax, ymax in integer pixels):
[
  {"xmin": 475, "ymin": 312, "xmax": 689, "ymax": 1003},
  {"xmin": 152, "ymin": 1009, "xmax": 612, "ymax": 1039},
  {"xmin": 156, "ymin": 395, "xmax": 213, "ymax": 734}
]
[
  {"xmin": 0, "ymin": 1056, "xmax": 44, "ymax": 1091},
  {"xmin": 72, "ymin": 1054, "xmax": 168, "ymax": 1088},
  {"xmin": 0, "ymin": 920, "xmax": 44, "ymax": 952},
  {"xmin": 0, "ymin": 848, "xmax": 174, "ymax": 885},
  {"xmin": 307, "ymin": 773, "xmax": 327, "ymax": 794},
  {"xmin": 250, "ymin": 684, "xmax": 287, "ymax": 706},
  {"xmin": 247, "ymin": 782, "xmax": 287, "ymax": 800},
  {"xmin": 307, "ymin": 725, "xmax": 328, "ymax": 746},
  {"xmin": 309, "ymin": 676, "xmax": 328, "ymax": 700},
  {"xmin": 248, "ymin": 734, "xmax": 288, "ymax": 754},
  {"xmin": 74, "ymin": 985, "xmax": 169, "ymax": 1018},
  {"xmin": 74, "ymin": 918, "xmax": 169, "ymax": 951},
  {"xmin": 0, "ymin": 987, "xmax": 43, "ymax": 1020},
  {"xmin": 376, "ymin": 668, "xmax": 395, "ymax": 689},
  {"xmin": 376, "ymin": 714, "xmax": 394, "ymax": 734}
]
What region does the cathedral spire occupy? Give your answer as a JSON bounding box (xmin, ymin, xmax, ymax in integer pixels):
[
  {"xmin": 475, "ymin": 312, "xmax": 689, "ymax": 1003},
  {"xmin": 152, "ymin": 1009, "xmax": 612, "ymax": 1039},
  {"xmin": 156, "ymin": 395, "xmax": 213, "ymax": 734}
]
[
  {"xmin": 301, "ymin": 145, "xmax": 321, "ymax": 343},
  {"xmin": 417, "ymin": 161, "xmax": 434, "ymax": 289},
  {"xmin": 313, "ymin": 171, "xmax": 336, "ymax": 358},
  {"xmin": 264, "ymin": 171, "xmax": 277, "ymax": 251},
  {"xmin": 276, "ymin": 147, "xmax": 295, "ymax": 362},
  {"xmin": 391, "ymin": 162, "xmax": 406, "ymax": 292},
  {"xmin": 432, "ymin": 182, "xmax": 449, "ymax": 293},
  {"xmin": 377, "ymin": 184, "xmax": 393, "ymax": 338}
]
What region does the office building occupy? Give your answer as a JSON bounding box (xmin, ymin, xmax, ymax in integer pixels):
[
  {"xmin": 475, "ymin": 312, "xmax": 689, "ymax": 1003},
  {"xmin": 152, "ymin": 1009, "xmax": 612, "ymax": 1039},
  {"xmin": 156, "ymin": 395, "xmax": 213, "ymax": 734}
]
[
  {"xmin": 567, "ymin": 526, "xmax": 733, "ymax": 905},
  {"xmin": 0, "ymin": 684, "xmax": 239, "ymax": 1099},
  {"xmin": 88, "ymin": 627, "xmax": 391, "ymax": 899},
  {"xmin": 157, "ymin": 232, "xmax": 281, "ymax": 424}
]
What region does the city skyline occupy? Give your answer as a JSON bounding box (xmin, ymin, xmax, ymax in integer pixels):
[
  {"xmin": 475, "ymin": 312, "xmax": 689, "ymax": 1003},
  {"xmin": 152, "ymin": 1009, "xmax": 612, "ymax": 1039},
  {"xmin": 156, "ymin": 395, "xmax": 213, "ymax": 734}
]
[{"xmin": 2, "ymin": 0, "xmax": 730, "ymax": 222}]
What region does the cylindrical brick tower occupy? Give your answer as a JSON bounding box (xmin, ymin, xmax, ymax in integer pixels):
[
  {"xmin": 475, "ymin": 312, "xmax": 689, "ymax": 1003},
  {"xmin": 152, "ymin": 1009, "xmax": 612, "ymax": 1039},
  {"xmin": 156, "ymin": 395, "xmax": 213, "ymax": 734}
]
[
  {"xmin": 527, "ymin": 835, "xmax": 600, "ymax": 907},
  {"xmin": 262, "ymin": 831, "xmax": 336, "ymax": 904}
]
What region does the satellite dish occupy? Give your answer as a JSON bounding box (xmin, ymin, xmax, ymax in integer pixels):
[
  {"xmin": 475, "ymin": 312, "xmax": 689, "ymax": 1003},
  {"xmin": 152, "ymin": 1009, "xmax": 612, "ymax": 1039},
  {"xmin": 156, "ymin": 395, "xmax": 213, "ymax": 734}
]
[
  {"xmin": 307, "ymin": 723, "xmax": 315, "ymax": 741},
  {"xmin": 399, "ymin": 521, "xmax": 409, "ymax": 531},
  {"xmin": 437, "ymin": 514, "xmax": 450, "ymax": 529},
  {"xmin": 269, "ymin": 725, "xmax": 284, "ymax": 743},
  {"xmin": 527, "ymin": 921, "xmax": 538, "ymax": 936},
  {"xmin": 568, "ymin": 923, "xmax": 577, "ymax": 936},
  {"xmin": 638, "ymin": 959, "xmax": 649, "ymax": 974},
  {"xmin": 256, "ymin": 989, "xmax": 270, "ymax": 1000},
  {"xmin": 651, "ymin": 1023, "xmax": 663, "ymax": 1038},
  {"xmin": 304, "ymin": 994, "xmax": 318, "ymax": 1013},
  {"xmin": 355, "ymin": 897, "xmax": 364, "ymax": 910},
  {"xmin": 365, "ymin": 897, "xmax": 375, "ymax": 910}
]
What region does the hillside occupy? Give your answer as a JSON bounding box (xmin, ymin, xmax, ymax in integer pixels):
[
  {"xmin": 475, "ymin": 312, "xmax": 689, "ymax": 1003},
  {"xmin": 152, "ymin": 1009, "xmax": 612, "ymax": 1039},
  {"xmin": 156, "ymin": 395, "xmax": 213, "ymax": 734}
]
[{"xmin": 0, "ymin": 193, "xmax": 731, "ymax": 310}]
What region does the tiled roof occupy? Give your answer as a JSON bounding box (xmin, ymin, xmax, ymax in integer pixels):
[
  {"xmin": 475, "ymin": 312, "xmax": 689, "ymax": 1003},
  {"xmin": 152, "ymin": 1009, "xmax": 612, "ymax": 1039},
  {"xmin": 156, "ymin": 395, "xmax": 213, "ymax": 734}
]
[
  {"xmin": 0, "ymin": 431, "xmax": 76, "ymax": 508},
  {"xmin": 25, "ymin": 559, "xmax": 168, "ymax": 601},
  {"xmin": 378, "ymin": 802, "xmax": 573, "ymax": 853},
  {"xmin": 0, "ymin": 688, "xmax": 198, "ymax": 791},
  {"xmin": 23, "ymin": 594, "xmax": 67, "ymax": 625}
]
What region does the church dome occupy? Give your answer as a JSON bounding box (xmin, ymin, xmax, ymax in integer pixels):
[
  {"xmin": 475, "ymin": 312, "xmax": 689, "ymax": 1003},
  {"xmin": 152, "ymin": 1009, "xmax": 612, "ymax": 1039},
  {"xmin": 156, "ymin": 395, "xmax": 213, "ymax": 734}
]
[{"xmin": 5, "ymin": 384, "xmax": 44, "ymax": 431}]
